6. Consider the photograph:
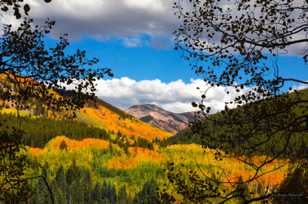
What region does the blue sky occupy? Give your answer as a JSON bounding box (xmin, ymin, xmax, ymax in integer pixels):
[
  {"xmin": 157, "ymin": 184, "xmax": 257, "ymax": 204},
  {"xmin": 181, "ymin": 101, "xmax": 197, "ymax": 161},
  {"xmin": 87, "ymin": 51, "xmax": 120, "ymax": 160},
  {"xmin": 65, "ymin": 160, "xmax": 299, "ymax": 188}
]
[
  {"xmin": 19, "ymin": 0, "xmax": 307, "ymax": 112},
  {"xmin": 67, "ymin": 37, "xmax": 196, "ymax": 83},
  {"xmin": 67, "ymin": 37, "xmax": 308, "ymax": 84}
]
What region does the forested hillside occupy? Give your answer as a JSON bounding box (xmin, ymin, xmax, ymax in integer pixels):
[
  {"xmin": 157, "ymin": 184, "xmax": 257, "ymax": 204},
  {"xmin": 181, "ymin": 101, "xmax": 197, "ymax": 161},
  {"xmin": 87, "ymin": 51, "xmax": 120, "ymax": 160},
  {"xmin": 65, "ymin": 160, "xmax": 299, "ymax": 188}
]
[
  {"xmin": 26, "ymin": 136, "xmax": 289, "ymax": 203},
  {"xmin": 167, "ymin": 89, "xmax": 308, "ymax": 158},
  {"xmin": 0, "ymin": 74, "xmax": 306, "ymax": 203},
  {"xmin": 0, "ymin": 90, "xmax": 296, "ymax": 203}
]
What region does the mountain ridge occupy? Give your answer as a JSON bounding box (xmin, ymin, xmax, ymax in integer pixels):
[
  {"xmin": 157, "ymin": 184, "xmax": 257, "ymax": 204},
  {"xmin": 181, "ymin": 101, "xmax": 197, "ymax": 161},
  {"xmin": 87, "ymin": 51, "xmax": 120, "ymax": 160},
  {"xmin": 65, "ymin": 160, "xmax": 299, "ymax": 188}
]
[
  {"xmin": 0, "ymin": 73, "xmax": 172, "ymax": 143},
  {"xmin": 126, "ymin": 104, "xmax": 196, "ymax": 132}
]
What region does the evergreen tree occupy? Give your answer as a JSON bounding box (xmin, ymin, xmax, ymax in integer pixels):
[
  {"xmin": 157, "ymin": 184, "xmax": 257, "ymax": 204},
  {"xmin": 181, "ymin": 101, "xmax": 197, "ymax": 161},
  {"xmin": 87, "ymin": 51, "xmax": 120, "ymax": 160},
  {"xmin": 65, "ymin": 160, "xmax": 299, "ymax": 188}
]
[
  {"xmin": 33, "ymin": 178, "xmax": 52, "ymax": 204},
  {"xmin": 54, "ymin": 166, "xmax": 67, "ymax": 203},
  {"xmin": 81, "ymin": 170, "xmax": 92, "ymax": 203},
  {"xmin": 133, "ymin": 180, "xmax": 160, "ymax": 204},
  {"xmin": 91, "ymin": 184, "xmax": 103, "ymax": 203},
  {"xmin": 101, "ymin": 182, "xmax": 117, "ymax": 204},
  {"xmin": 118, "ymin": 185, "xmax": 129, "ymax": 204}
]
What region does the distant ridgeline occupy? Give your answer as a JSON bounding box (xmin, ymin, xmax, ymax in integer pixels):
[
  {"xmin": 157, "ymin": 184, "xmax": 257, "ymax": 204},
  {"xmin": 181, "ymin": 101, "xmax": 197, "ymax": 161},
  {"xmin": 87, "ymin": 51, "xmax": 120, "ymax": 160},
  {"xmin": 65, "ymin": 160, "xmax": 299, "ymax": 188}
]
[{"xmin": 167, "ymin": 89, "xmax": 308, "ymax": 159}]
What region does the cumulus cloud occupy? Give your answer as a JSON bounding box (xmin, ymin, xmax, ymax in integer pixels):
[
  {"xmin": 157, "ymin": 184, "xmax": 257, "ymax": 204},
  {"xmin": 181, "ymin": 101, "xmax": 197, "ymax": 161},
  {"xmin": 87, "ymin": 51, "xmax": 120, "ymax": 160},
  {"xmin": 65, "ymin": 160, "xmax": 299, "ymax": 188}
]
[
  {"xmin": 94, "ymin": 77, "xmax": 242, "ymax": 113},
  {"xmin": 2, "ymin": 0, "xmax": 306, "ymax": 54},
  {"xmin": 25, "ymin": 0, "xmax": 176, "ymax": 44}
]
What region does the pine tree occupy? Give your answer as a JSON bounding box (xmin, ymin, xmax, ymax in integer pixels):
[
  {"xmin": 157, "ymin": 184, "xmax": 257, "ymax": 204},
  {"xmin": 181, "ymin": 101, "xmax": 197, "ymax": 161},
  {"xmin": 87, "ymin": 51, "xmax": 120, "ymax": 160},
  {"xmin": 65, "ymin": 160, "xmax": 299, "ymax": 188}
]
[
  {"xmin": 118, "ymin": 185, "xmax": 129, "ymax": 204},
  {"xmin": 55, "ymin": 166, "xmax": 67, "ymax": 203},
  {"xmin": 133, "ymin": 180, "xmax": 160, "ymax": 204},
  {"xmin": 101, "ymin": 182, "xmax": 117, "ymax": 204}
]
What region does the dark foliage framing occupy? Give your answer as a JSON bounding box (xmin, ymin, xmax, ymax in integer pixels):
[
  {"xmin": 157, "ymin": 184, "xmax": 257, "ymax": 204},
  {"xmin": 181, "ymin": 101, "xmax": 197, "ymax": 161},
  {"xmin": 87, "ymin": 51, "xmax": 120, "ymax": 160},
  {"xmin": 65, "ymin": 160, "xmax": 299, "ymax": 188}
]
[{"xmin": 169, "ymin": 0, "xmax": 308, "ymax": 203}]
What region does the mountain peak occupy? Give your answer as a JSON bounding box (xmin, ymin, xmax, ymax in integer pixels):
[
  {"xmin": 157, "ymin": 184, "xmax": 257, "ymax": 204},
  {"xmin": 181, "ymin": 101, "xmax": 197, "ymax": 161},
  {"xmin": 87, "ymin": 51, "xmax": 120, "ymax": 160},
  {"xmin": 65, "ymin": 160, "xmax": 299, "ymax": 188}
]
[
  {"xmin": 126, "ymin": 104, "xmax": 195, "ymax": 132},
  {"xmin": 129, "ymin": 104, "xmax": 165, "ymax": 111}
]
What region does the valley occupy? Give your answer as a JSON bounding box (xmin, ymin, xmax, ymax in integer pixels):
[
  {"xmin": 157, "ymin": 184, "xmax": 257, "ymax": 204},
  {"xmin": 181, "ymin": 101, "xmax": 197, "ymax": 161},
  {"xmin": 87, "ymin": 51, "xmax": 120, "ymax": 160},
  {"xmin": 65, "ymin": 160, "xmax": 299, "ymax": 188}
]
[{"xmin": 1, "ymin": 93, "xmax": 302, "ymax": 203}]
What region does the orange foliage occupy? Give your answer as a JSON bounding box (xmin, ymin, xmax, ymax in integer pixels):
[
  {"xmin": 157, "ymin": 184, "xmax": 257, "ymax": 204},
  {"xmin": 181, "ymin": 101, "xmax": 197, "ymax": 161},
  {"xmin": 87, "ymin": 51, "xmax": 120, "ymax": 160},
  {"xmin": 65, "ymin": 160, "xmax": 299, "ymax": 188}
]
[
  {"xmin": 47, "ymin": 136, "xmax": 109, "ymax": 151},
  {"xmin": 28, "ymin": 136, "xmax": 110, "ymax": 161},
  {"xmin": 0, "ymin": 72, "xmax": 38, "ymax": 84},
  {"xmin": 28, "ymin": 137, "xmax": 110, "ymax": 158},
  {"xmin": 166, "ymin": 144, "xmax": 288, "ymax": 188},
  {"xmin": 80, "ymin": 106, "xmax": 171, "ymax": 141},
  {"xmin": 28, "ymin": 147, "xmax": 45, "ymax": 156},
  {"xmin": 225, "ymin": 168, "xmax": 286, "ymax": 187},
  {"xmin": 225, "ymin": 155, "xmax": 288, "ymax": 186},
  {"xmin": 28, "ymin": 139, "xmax": 288, "ymax": 189},
  {"xmin": 106, "ymin": 147, "xmax": 164, "ymax": 170}
]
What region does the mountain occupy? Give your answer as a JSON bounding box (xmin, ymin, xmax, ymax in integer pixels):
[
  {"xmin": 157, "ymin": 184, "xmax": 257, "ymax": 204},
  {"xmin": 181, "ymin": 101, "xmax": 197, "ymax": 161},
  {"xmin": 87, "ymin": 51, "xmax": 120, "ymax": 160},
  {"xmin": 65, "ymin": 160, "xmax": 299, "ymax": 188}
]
[
  {"xmin": 77, "ymin": 99, "xmax": 172, "ymax": 141},
  {"xmin": 126, "ymin": 104, "xmax": 196, "ymax": 132},
  {"xmin": 0, "ymin": 73, "xmax": 172, "ymax": 143}
]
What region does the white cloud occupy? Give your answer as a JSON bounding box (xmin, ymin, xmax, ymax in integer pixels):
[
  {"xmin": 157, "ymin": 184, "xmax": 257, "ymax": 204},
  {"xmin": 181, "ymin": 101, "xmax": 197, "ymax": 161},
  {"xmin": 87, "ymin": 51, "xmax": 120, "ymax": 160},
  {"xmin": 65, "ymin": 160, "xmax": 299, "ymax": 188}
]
[
  {"xmin": 124, "ymin": 0, "xmax": 165, "ymax": 11},
  {"xmin": 25, "ymin": 0, "xmax": 176, "ymax": 44},
  {"xmin": 122, "ymin": 37, "xmax": 143, "ymax": 48},
  {"xmin": 2, "ymin": 0, "xmax": 306, "ymax": 54},
  {"xmin": 95, "ymin": 77, "xmax": 243, "ymax": 113},
  {"xmin": 3, "ymin": 0, "xmax": 305, "ymax": 54}
]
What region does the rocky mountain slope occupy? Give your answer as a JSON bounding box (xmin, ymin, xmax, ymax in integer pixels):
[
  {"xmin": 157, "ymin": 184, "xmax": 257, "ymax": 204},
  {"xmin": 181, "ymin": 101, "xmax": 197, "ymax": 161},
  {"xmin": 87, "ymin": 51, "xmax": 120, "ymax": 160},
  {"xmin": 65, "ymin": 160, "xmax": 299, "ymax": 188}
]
[
  {"xmin": 77, "ymin": 99, "xmax": 172, "ymax": 141},
  {"xmin": 126, "ymin": 104, "xmax": 195, "ymax": 132}
]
